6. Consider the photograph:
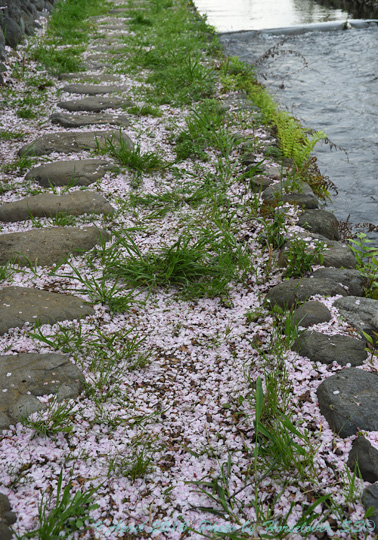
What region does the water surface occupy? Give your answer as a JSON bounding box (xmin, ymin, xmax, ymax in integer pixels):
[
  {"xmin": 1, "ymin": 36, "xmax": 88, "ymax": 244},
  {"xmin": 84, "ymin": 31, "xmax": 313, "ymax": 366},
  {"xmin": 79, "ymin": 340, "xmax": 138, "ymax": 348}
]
[
  {"xmin": 194, "ymin": 0, "xmax": 352, "ymax": 32},
  {"xmin": 219, "ymin": 26, "xmax": 378, "ymax": 232}
]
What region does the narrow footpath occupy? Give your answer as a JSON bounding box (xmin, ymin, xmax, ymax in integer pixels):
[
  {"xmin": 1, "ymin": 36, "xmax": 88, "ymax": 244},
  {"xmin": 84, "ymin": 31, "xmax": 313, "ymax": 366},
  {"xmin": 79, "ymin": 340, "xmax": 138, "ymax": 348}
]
[{"xmin": 1, "ymin": 0, "xmax": 378, "ymax": 539}]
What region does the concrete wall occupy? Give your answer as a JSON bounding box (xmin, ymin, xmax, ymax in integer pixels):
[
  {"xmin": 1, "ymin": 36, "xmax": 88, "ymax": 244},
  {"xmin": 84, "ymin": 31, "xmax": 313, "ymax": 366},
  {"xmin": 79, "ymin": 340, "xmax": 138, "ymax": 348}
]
[{"xmin": 0, "ymin": 0, "xmax": 59, "ymax": 62}]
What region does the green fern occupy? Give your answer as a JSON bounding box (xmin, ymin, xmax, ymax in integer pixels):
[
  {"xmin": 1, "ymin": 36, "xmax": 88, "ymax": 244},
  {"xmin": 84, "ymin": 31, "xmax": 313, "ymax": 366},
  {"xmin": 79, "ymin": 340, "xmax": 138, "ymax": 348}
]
[{"xmin": 275, "ymin": 112, "xmax": 325, "ymax": 168}]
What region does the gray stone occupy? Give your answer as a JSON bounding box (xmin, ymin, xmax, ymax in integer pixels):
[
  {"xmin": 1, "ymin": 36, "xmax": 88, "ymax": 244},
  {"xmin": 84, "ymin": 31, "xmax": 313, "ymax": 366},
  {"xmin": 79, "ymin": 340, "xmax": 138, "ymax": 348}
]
[
  {"xmin": 0, "ymin": 521, "xmax": 12, "ymax": 540},
  {"xmin": 26, "ymin": 159, "xmax": 114, "ymax": 187},
  {"xmin": 278, "ymin": 232, "xmax": 357, "ymax": 270},
  {"xmin": 19, "ymin": 130, "xmax": 133, "ymax": 156},
  {"xmin": 91, "ymin": 43, "xmax": 127, "ymax": 52},
  {"xmin": 347, "ymin": 437, "xmax": 378, "ymax": 482},
  {"xmin": 96, "ymin": 25, "xmax": 127, "ymax": 31},
  {"xmin": 0, "ymin": 492, "xmax": 16, "ymax": 539},
  {"xmin": 51, "ymin": 111, "xmax": 130, "ymax": 128},
  {"xmin": 59, "ymin": 73, "xmax": 120, "ymax": 82},
  {"xmin": 292, "ymin": 301, "xmax": 332, "ymax": 327},
  {"xmin": 0, "ymin": 226, "xmax": 108, "ymax": 266},
  {"xmin": 262, "ymin": 180, "xmax": 319, "ymax": 209},
  {"xmin": 96, "ymin": 16, "xmax": 130, "ymax": 24},
  {"xmin": 334, "ymin": 296, "xmax": 378, "ymax": 341},
  {"xmin": 3, "ymin": 16, "xmax": 23, "ymax": 48},
  {"xmin": 0, "ymin": 286, "xmax": 94, "ymax": 335},
  {"xmin": 261, "ymin": 165, "xmax": 288, "ymax": 181},
  {"xmin": 317, "ymin": 368, "xmax": 378, "ymax": 437},
  {"xmin": 84, "ymin": 52, "xmax": 124, "ymax": 63},
  {"xmin": 0, "ymin": 353, "xmax": 84, "ymax": 430},
  {"xmin": 0, "ymin": 26, "xmax": 5, "ymax": 62},
  {"xmin": 108, "ymin": 8, "xmax": 130, "ymax": 13},
  {"xmin": 0, "ymin": 493, "xmax": 15, "ymax": 523},
  {"xmin": 292, "ymin": 331, "xmax": 367, "ymax": 366},
  {"xmin": 323, "ymin": 242, "xmax": 356, "ymax": 269},
  {"xmin": 249, "ymin": 175, "xmax": 273, "ymax": 193},
  {"xmin": 57, "ymin": 97, "xmax": 131, "ymax": 113},
  {"xmin": 0, "ymin": 191, "xmax": 114, "ymax": 222},
  {"xmin": 62, "ymin": 83, "xmax": 127, "ymax": 95},
  {"xmin": 363, "ymin": 484, "xmax": 378, "ymax": 534},
  {"xmin": 265, "ymin": 278, "xmax": 347, "ymax": 310},
  {"xmin": 297, "ymin": 209, "xmax": 340, "ymax": 241},
  {"xmin": 311, "ymin": 268, "xmax": 367, "ymax": 297}
]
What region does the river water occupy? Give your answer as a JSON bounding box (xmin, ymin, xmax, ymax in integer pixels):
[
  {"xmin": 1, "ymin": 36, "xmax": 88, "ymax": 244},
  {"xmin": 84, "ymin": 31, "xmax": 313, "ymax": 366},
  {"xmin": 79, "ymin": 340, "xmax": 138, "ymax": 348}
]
[{"xmin": 195, "ymin": 0, "xmax": 378, "ymax": 236}]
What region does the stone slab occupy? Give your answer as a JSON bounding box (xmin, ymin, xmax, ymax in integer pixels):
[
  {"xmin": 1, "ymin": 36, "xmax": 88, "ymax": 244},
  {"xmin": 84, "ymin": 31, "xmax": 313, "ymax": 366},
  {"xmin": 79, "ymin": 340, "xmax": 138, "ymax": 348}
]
[
  {"xmin": 84, "ymin": 53, "xmax": 124, "ymax": 62},
  {"xmin": 334, "ymin": 296, "xmax": 378, "ymax": 341},
  {"xmin": 19, "ymin": 130, "xmax": 133, "ymax": 157},
  {"xmin": 265, "ymin": 278, "xmax": 347, "ymax": 310},
  {"xmin": 0, "ymin": 286, "xmax": 94, "ymax": 335},
  {"xmin": 292, "ymin": 330, "xmax": 367, "ymax": 366},
  {"xmin": 0, "ymin": 192, "xmax": 114, "ymax": 222},
  {"xmin": 0, "ymin": 353, "xmax": 84, "ymax": 430},
  {"xmin": 26, "ymin": 159, "xmax": 114, "ymax": 187},
  {"xmin": 317, "ymin": 367, "xmax": 378, "ymax": 437},
  {"xmin": 92, "ymin": 43, "xmax": 127, "ymax": 52},
  {"xmin": 59, "ymin": 73, "xmax": 120, "ymax": 82},
  {"xmin": 0, "ymin": 226, "xmax": 108, "ymax": 266},
  {"xmin": 62, "ymin": 83, "xmax": 128, "ymax": 95},
  {"xmin": 57, "ymin": 97, "xmax": 131, "ymax": 113},
  {"xmin": 51, "ymin": 112, "xmax": 130, "ymax": 128}
]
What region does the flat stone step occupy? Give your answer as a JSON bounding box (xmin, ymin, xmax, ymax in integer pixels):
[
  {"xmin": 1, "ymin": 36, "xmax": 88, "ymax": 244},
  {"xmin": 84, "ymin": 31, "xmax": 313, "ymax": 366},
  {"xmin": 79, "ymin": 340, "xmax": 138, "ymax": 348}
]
[
  {"xmin": 19, "ymin": 130, "xmax": 133, "ymax": 157},
  {"xmin": 59, "ymin": 73, "xmax": 120, "ymax": 82},
  {"xmin": 91, "ymin": 43, "xmax": 127, "ymax": 52},
  {"xmin": 0, "ymin": 286, "xmax": 94, "ymax": 335},
  {"xmin": 0, "ymin": 353, "xmax": 84, "ymax": 430},
  {"xmin": 84, "ymin": 53, "xmax": 124, "ymax": 62},
  {"xmin": 92, "ymin": 32, "xmax": 131, "ymax": 39},
  {"xmin": 58, "ymin": 97, "xmax": 131, "ymax": 113},
  {"xmin": 62, "ymin": 84, "xmax": 127, "ymax": 95},
  {"xmin": 0, "ymin": 192, "xmax": 114, "ymax": 222},
  {"xmin": 0, "ymin": 226, "xmax": 108, "ymax": 266},
  {"xmin": 51, "ymin": 112, "xmax": 130, "ymax": 128},
  {"xmin": 25, "ymin": 159, "xmax": 113, "ymax": 187},
  {"xmin": 108, "ymin": 8, "xmax": 131, "ymax": 13},
  {"xmin": 96, "ymin": 25, "xmax": 128, "ymax": 31},
  {"xmin": 95, "ymin": 16, "xmax": 130, "ymax": 24}
]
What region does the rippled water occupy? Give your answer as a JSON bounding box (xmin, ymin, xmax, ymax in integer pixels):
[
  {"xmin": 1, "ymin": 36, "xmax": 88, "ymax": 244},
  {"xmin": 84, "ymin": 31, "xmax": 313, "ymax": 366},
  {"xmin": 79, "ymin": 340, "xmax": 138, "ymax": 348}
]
[{"xmin": 219, "ymin": 26, "xmax": 378, "ymax": 232}]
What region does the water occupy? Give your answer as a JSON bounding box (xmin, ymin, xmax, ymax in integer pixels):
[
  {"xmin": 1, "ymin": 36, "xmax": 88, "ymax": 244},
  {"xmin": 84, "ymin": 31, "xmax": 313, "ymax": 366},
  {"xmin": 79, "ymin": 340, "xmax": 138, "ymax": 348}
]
[
  {"xmin": 194, "ymin": 0, "xmax": 352, "ymax": 32},
  {"xmin": 219, "ymin": 25, "xmax": 378, "ymax": 232},
  {"xmin": 195, "ymin": 0, "xmax": 378, "ymax": 236}
]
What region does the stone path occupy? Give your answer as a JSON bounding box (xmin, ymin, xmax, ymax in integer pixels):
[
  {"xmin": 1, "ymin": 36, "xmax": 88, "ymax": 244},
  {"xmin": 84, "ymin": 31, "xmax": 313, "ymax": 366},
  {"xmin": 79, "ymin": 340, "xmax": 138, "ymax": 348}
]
[
  {"xmin": 2, "ymin": 1, "xmax": 378, "ymax": 535},
  {"xmin": 25, "ymin": 159, "xmax": 113, "ymax": 186},
  {"xmin": 57, "ymin": 96, "xmax": 132, "ymax": 112},
  {"xmin": 0, "ymin": 191, "xmax": 113, "ymax": 221},
  {"xmin": 51, "ymin": 111, "xmax": 130, "ymax": 128},
  {"xmin": 19, "ymin": 130, "xmax": 132, "ymax": 156},
  {"xmin": 0, "ymin": 226, "xmax": 108, "ymax": 266}
]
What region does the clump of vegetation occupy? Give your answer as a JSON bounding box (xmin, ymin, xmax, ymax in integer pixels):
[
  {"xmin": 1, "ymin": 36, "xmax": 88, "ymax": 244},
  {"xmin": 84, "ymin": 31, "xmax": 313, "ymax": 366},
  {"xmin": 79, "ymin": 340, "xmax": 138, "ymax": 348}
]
[{"xmin": 285, "ymin": 238, "xmax": 325, "ymax": 278}]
